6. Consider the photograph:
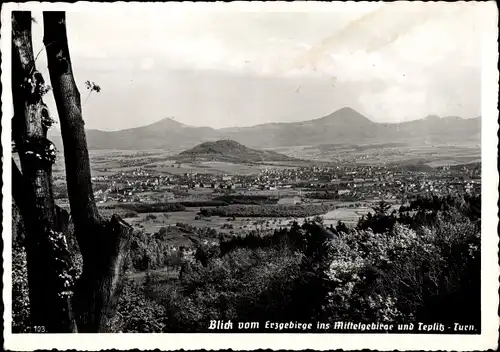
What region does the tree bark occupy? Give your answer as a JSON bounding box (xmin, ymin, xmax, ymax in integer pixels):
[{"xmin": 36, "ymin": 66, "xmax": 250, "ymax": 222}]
[
  {"xmin": 12, "ymin": 158, "xmax": 72, "ymax": 239},
  {"xmin": 43, "ymin": 11, "xmax": 132, "ymax": 332},
  {"xmin": 11, "ymin": 11, "xmax": 77, "ymax": 333},
  {"xmin": 42, "ymin": 12, "xmax": 101, "ymax": 239}
]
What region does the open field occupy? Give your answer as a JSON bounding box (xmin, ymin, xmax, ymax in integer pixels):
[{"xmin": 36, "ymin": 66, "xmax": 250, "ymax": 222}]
[
  {"xmin": 51, "ymin": 150, "xmax": 303, "ymax": 178},
  {"xmin": 122, "ymin": 199, "xmax": 399, "ymax": 235},
  {"xmin": 153, "ymin": 161, "xmax": 269, "ymax": 175},
  {"xmin": 269, "ymin": 143, "xmax": 481, "ymax": 166},
  {"xmin": 126, "ymin": 210, "xmax": 282, "ymax": 234},
  {"xmin": 125, "ymin": 208, "xmax": 296, "ymax": 234}
]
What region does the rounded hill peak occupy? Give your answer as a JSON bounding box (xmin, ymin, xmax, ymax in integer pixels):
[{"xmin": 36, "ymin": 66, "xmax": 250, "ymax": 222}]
[
  {"xmin": 316, "ymin": 107, "xmax": 372, "ymax": 126},
  {"xmin": 178, "ymin": 139, "xmax": 296, "ymax": 162},
  {"xmin": 147, "ymin": 117, "xmax": 187, "ymax": 130},
  {"xmin": 180, "ymin": 139, "xmax": 247, "ymax": 155}
]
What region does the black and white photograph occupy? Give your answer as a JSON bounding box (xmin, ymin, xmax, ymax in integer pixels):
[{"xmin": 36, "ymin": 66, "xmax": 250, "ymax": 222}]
[{"xmin": 2, "ymin": 1, "xmax": 499, "ymax": 350}]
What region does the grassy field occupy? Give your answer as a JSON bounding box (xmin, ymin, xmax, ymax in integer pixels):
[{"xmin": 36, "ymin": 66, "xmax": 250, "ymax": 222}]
[
  {"xmin": 155, "ymin": 161, "xmax": 267, "ymax": 175},
  {"xmin": 125, "ymin": 209, "xmax": 290, "ymax": 234},
  {"xmin": 87, "ymin": 150, "xmax": 303, "ymax": 176},
  {"xmin": 122, "ymin": 200, "xmax": 397, "ymax": 235},
  {"xmin": 320, "ymin": 203, "xmax": 398, "ymax": 225},
  {"xmin": 50, "ymin": 150, "xmax": 283, "ymax": 178},
  {"xmin": 269, "ymin": 143, "xmax": 481, "ymax": 165}
]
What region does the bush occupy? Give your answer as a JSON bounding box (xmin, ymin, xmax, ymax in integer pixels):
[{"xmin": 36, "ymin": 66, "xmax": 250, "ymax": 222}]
[
  {"xmin": 127, "ymin": 224, "xmax": 219, "ymax": 272},
  {"xmin": 110, "ymin": 278, "xmax": 167, "ymax": 332},
  {"xmin": 323, "ymin": 204, "xmax": 480, "ymax": 325},
  {"xmin": 128, "ymin": 229, "xmax": 183, "ymax": 272},
  {"xmin": 148, "ymin": 247, "xmax": 304, "ymax": 332}
]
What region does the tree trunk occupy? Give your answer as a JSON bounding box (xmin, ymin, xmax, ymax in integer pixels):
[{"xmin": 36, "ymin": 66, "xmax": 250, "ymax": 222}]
[
  {"xmin": 42, "ymin": 12, "xmax": 101, "ymax": 238},
  {"xmin": 11, "ymin": 11, "xmax": 77, "ymax": 333},
  {"xmin": 12, "ymin": 158, "xmax": 72, "ymax": 238},
  {"xmin": 43, "ymin": 11, "xmax": 132, "ymax": 332}
]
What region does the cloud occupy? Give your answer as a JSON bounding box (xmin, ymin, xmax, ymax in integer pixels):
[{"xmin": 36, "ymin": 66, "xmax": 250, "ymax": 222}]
[
  {"xmin": 359, "ymin": 86, "xmax": 429, "ymax": 122},
  {"xmin": 26, "ymin": 2, "xmax": 487, "ymax": 129},
  {"xmin": 139, "ymin": 58, "xmax": 155, "ymax": 71}
]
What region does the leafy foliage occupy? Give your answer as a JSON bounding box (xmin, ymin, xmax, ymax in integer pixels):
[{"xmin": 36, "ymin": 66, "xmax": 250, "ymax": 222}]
[
  {"xmin": 12, "ymin": 241, "xmax": 31, "ymax": 333},
  {"xmin": 118, "ymin": 202, "xmax": 186, "ymax": 213},
  {"xmin": 212, "ymin": 194, "xmax": 279, "ymax": 205},
  {"xmin": 109, "ymin": 278, "xmax": 167, "ymax": 333},
  {"xmin": 371, "ymin": 199, "xmax": 392, "ymax": 215},
  {"xmin": 83, "ymin": 80, "xmax": 101, "ymax": 106},
  {"xmin": 148, "ymin": 247, "xmax": 305, "ymax": 332},
  {"xmin": 130, "ymin": 192, "xmax": 480, "ymax": 331},
  {"xmin": 199, "ymin": 203, "xmax": 332, "ymax": 218},
  {"xmin": 13, "ymin": 192, "xmax": 481, "ymax": 332},
  {"xmin": 84, "ymin": 80, "xmax": 101, "ymax": 93}
]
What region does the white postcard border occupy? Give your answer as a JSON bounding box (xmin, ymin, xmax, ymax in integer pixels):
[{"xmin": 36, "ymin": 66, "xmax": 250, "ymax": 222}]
[{"xmin": 2, "ymin": 2, "xmax": 499, "ymax": 351}]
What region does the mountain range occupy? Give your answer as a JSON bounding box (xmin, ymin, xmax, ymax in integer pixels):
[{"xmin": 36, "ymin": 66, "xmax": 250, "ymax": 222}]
[{"xmin": 48, "ymin": 107, "xmax": 481, "ymax": 151}]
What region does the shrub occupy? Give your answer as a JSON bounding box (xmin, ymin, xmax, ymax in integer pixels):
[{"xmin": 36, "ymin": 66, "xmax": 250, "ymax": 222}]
[
  {"xmin": 323, "ymin": 211, "xmax": 480, "ymax": 325},
  {"xmin": 149, "ymin": 247, "xmax": 304, "ymax": 332},
  {"xmin": 110, "ymin": 278, "xmax": 167, "ymax": 332}
]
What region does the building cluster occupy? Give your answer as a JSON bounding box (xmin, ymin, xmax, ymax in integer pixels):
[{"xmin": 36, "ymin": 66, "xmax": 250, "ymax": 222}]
[{"xmin": 77, "ymin": 163, "xmax": 480, "ymax": 204}]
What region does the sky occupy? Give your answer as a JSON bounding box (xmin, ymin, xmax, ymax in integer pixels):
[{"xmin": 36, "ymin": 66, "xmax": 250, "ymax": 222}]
[{"xmin": 28, "ymin": 2, "xmax": 487, "ymax": 130}]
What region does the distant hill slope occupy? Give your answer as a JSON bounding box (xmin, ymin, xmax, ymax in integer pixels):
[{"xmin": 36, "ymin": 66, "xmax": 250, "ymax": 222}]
[
  {"xmin": 49, "ymin": 117, "xmax": 222, "ymax": 152},
  {"xmin": 48, "ymin": 107, "xmax": 481, "ymax": 151},
  {"xmin": 221, "ymin": 108, "xmax": 481, "ymax": 147},
  {"xmin": 176, "ymin": 140, "xmax": 297, "ymax": 162}
]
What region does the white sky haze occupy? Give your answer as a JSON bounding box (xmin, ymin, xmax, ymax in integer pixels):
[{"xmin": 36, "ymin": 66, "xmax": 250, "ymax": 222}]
[{"xmin": 25, "ymin": 2, "xmax": 487, "ymax": 130}]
